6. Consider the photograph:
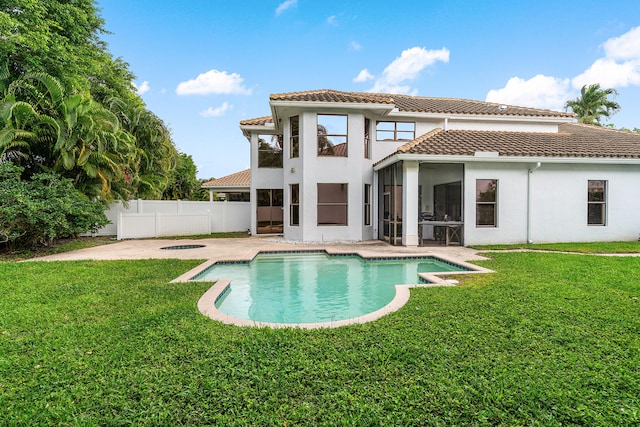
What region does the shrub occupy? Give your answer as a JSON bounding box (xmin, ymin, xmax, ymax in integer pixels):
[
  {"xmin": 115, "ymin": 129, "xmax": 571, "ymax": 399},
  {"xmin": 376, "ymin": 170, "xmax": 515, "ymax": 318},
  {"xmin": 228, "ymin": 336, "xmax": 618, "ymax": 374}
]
[{"xmin": 0, "ymin": 163, "xmax": 109, "ymax": 250}]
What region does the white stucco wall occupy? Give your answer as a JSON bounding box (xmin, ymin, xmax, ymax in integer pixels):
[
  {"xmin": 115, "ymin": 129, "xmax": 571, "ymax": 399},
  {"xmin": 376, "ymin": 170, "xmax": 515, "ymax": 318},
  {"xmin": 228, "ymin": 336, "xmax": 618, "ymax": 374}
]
[{"xmin": 463, "ymin": 162, "xmax": 640, "ymax": 245}]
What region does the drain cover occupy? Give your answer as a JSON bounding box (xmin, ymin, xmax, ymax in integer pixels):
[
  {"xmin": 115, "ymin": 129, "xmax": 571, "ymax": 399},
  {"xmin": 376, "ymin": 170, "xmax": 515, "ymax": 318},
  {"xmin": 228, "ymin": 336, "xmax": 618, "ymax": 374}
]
[{"xmin": 160, "ymin": 244, "xmax": 206, "ymax": 250}]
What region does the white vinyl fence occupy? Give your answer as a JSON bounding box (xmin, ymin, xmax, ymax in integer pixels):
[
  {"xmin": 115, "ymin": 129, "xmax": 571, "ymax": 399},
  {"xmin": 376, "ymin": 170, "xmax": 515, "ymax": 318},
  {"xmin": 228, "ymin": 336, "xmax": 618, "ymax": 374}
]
[{"xmin": 95, "ymin": 199, "xmax": 251, "ymax": 239}]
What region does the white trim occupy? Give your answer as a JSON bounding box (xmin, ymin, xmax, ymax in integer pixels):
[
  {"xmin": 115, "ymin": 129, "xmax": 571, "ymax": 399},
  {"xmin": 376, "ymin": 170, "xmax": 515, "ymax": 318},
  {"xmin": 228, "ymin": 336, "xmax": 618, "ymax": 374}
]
[{"xmin": 374, "ymin": 153, "xmax": 640, "ymax": 170}]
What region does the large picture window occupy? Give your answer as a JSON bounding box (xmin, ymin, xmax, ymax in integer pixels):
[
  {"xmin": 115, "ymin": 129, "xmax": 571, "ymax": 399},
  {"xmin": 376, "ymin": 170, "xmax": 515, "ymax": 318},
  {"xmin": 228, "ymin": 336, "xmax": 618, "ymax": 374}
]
[
  {"xmin": 476, "ymin": 179, "xmax": 497, "ymax": 227},
  {"xmin": 376, "ymin": 121, "xmax": 415, "ymax": 141},
  {"xmin": 290, "ymin": 116, "xmax": 299, "ymax": 158},
  {"xmin": 317, "ymin": 183, "xmax": 348, "ymax": 226},
  {"xmin": 258, "ymin": 135, "xmax": 283, "ymax": 168},
  {"xmin": 290, "ymin": 184, "xmax": 299, "ymax": 226},
  {"xmin": 588, "ymin": 180, "xmax": 607, "ymax": 225},
  {"xmin": 317, "ymin": 114, "xmax": 347, "ymax": 157}
]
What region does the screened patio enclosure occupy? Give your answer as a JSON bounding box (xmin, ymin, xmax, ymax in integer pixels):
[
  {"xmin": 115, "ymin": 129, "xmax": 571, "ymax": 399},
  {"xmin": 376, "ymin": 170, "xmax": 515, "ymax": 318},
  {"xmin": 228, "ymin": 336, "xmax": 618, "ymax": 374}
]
[{"xmin": 378, "ymin": 161, "xmax": 464, "ymax": 246}]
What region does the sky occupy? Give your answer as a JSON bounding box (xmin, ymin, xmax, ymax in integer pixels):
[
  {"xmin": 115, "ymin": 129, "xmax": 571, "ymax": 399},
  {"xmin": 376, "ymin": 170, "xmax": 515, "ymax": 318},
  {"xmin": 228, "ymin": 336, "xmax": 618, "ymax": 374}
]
[{"xmin": 97, "ymin": 0, "xmax": 640, "ymax": 179}]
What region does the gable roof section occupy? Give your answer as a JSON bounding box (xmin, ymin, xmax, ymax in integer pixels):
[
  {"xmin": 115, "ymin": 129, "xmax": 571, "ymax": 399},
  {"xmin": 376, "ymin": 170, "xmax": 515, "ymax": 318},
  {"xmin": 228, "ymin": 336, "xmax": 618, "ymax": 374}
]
[
  {"xmin": 202, "ymin": 169, "xmax": 251, "ymax": 189},
  {"xmin": 394, "ymin": 123, "xmax": 640, "ymax": 159}
]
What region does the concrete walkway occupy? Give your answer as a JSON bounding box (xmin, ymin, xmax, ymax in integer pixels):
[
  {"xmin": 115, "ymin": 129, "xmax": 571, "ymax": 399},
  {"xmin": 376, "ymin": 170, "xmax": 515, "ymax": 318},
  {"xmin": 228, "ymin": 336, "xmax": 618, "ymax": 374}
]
[{"xmin": 34, "ymin": 237, "xmax": 490, "ymax": 263}]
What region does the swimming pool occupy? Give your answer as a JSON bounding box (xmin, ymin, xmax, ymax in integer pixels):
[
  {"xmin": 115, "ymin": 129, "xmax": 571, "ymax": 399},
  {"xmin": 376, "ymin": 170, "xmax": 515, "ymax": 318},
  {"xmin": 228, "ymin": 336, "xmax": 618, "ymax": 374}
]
[{"xmin": 193, "ymin": 251, "xmax": 468, "ymax": 325}]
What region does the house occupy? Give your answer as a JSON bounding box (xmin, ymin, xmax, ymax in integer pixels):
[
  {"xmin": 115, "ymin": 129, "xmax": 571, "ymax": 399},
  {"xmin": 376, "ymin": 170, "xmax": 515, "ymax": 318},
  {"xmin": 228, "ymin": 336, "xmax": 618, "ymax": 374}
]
[
  {"xmin": 239, "ymin": 89, "xmax": 640, "ymax": 246},
  {"xmin": 202, "ymin": 169, "xmax": 251, "ymax": 202}
]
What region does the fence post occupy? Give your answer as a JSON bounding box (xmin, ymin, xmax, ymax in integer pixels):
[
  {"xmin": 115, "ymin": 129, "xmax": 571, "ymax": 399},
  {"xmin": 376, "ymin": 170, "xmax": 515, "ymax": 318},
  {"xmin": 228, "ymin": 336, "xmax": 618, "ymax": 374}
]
[
  {"xmin": 155, "ymin": 211, "xmax": 160, "ymax": 238},
  {"xmin": 117, "ymin": 212, "xmax": 122, "ymax": 240},
  {"xmin": 137, "ymin": 198, "xmax": 143, "ymax": 213}
]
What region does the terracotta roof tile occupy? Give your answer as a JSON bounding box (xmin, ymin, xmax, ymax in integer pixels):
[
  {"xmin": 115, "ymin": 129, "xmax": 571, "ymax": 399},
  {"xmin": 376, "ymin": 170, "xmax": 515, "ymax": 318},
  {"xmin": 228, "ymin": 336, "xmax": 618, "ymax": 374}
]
[
  {"xmin": 239, "ymin": 116, "xmax": 273, "ymax": 126},
  {"xmin": 398, "ymin": 123, "xmax": 640, "ymax": 159},
  {"xmin": 268, "ymin": 89, "xmax": 574, "ymax": 118},
  {"xmin": 202, "ymin": 169, "xmax": 250, "ymax": 188}
]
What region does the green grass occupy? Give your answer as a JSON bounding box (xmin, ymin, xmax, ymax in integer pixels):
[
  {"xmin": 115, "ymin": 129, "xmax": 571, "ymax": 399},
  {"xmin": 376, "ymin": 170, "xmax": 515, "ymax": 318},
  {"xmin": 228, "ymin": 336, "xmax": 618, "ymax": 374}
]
[
  {"xmin": 0, "ymin": 237, "xmax": 117, "ymax": 262},
  {"xmin": 473, "ymin": 240, "xmax": 640, "ymax": 253},
  {"xmin": 1, "ymin": 253, "xmax": 639, "ymax": 425}
]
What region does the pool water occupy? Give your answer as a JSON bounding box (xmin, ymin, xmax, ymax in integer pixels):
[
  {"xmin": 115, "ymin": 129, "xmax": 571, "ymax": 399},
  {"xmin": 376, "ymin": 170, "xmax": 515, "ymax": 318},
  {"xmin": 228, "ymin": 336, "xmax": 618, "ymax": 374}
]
[{"xmin": 196, "ymin": 252, "xmax": 466, "ymax": 324}]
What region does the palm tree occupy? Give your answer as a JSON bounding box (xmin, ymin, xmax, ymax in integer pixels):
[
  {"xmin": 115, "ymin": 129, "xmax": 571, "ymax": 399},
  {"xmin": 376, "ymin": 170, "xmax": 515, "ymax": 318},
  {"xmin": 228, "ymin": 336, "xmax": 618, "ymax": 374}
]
[
  {"xmin": 0, "ymin": 72, "xmax": 137, "ymax": 201},
  {"xmin": 565, "ymin": 84, "xmax": 620, "ymax": 126}
]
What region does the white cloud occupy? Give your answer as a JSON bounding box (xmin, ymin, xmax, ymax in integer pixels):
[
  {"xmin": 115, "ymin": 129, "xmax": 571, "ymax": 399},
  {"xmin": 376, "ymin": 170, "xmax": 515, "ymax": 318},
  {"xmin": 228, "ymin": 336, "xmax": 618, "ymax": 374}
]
[
  {"xmin": 350, "ymin": 41, "xmax": 362, "ymax": 51},
  {"xmin": 486, "ymin": 26, "xmax": 640, "ymax": 110},
  {"xmin": 602, "ymin": 26, "xmax": 640, "ymax": 60},
  {"xmin": 134, "ymin": 80, "xmax": 150, "ymax": 95},
  {"xmin": 176, "ymin": 70, "xmax": 252, "ymax": 96},
  {"xmin": 275, "ymin": 0, "xmax": 297, "ymax": 16},
  {"xmin": 572, "ymin": 58, "xmax": 640, "ymax": 88},
  {"xmin": 367, "ymin": 46, "xmax": 449, "ymax": 94},
  {"xmin": 486, "ymin": 74, "xmax": 571, "ymax": 111},
  {"xmin": 353, "ymin": 68, "xmax": 374, "ymax": 83},
  {"xmin": 327, "ymin": 15, "xmax": 337, "ymax": 26},
  {"xmin": 200, "ymin": 102, "xmax": 232, "ymax": 118}
]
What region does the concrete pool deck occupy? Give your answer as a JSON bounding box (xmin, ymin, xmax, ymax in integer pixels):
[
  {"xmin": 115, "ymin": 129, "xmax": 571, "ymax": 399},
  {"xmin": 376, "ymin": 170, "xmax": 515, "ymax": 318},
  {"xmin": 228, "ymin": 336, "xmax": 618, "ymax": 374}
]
[
  {"xmin": 34, "ymin": 236, "xmax": 491, "ymax": 263},
  {"xmin": 35, "ymin": 237, "xmax": 493, "ymax": 329}
]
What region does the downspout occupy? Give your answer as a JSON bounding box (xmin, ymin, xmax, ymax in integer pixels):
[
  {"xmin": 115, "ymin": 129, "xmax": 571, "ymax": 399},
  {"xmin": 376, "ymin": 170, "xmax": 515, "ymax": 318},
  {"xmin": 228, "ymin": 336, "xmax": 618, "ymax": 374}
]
[{"xmin": 527, "ymin": 162, "xmax": 542, "ymax": 244}]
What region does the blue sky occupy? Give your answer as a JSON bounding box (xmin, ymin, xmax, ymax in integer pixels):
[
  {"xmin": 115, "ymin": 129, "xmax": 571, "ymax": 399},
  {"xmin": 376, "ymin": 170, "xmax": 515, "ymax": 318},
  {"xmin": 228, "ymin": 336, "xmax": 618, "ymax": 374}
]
[{"xmin": 98, "ymin": 0, "xmax": 640, "ymax": 179}]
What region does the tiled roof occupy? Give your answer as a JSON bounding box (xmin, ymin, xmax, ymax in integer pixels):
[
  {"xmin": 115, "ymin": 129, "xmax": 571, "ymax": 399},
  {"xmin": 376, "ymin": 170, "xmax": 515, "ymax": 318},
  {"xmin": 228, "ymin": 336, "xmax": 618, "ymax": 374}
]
[
  {"xmin": 269, "ymin": 89, "xmax": 574, "ymax": 118},
  {"xmin": 270, "ymin": 89, "xmax": 394, "ymax": 105},
  {"xmin": 202, "ymin": 169, "xmax": 250, "ymax": 188},
  {"xmin": 239, "ymin": 116, "xmax": 273, "ymax": 126},
  {"xmin": 397, "ymin": 123, "xmax": 640, "ymax": 159}
]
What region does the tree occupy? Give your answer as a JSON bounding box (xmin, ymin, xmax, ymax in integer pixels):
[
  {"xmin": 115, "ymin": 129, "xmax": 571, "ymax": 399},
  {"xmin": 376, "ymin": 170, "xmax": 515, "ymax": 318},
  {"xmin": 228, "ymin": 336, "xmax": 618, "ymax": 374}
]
[
  {"xmin": 162, "ymin": 153, "xmax": 200, "ymax": 200},
  {"xmin": 564, "ymin": 84, "xmax": 621, "ymax": 126},
  {"xmin": 0, "ymin": 162, "xmax": 108, "ymax": 250},
  {"xmin": 0, "ymin": 72, "xmax": 137, "ymax": 201}
]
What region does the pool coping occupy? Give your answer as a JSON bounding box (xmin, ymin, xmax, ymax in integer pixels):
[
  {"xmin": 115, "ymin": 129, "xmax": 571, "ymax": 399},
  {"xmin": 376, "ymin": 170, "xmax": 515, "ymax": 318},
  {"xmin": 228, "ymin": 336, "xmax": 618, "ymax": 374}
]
[{"xmin": 173, "ymin": 249, "xmax": 493, "ymax": 329}]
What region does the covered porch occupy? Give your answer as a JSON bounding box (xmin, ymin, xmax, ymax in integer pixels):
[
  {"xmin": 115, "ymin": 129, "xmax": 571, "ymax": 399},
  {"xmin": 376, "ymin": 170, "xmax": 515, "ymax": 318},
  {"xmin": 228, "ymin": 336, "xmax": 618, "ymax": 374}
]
[{"xmin": 377, "ymin": 161, "xmax": 464, "ymax": 247}]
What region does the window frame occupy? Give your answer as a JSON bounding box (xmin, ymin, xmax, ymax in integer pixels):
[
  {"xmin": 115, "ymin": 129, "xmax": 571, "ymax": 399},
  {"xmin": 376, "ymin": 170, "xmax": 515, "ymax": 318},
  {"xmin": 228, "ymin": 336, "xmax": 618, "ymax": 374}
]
[
  {"xmin": 376, "ymin": 121, "xmax": 415, "ymax": 141},
  {"xmin": 290, "ymin": 115, "xmax": 299, "ymax": 159},
  {"xmin": 257, "ymin": 134, "xmax": 283, "ymax": 168},
  {"xmin": 587, "ymin": 180, "xmax": 607, "ymax": 226},
  {"xmin": 317, "ymin": 183, "xmax": 348, "ymax": 226},
  {"xmin": 317, "ymin": 114, "xmax": 348, "ymax": 157},
  {"xmin": 364, "ymin": 183, "xmax": 371, "ymax": 226},
  {"xmin": 364, "ymin": 118, "xmax": 371, "ymax": 159},
  {"xmin": 475, "ymin": 179, "xmax": 498, "ymax": 227},
  {"xmin": 290, "ymin": 184, "xmax": 299, "ymax": 226}
]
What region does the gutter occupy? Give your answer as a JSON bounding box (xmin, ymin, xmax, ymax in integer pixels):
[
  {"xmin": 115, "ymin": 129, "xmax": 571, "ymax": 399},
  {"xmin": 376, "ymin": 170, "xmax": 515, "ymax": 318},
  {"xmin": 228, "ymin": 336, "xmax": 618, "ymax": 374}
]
[{"xmin": 527, "ymin": 162, "xmax": 542, "ymax": 244}]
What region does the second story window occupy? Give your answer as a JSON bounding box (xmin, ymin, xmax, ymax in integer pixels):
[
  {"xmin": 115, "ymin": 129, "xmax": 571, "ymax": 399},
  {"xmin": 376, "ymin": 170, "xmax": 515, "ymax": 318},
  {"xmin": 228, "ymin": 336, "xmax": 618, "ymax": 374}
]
[
  {"xmin": 317, "ymin": 114, "xmax": 347, "ymax": 157},
  {"xmin": 364, "ymin": 118, "xmax": 371, "ymax": 159},
  {"xmin": 290, "ymin": 116, "xmax": 299, "ymax": 158},
  {"xmin": 258, "ymin": 135, "xmax": 283, "ymax": 168},
  {"xmin": 376, "ymin": 121, "xmax": 415, "ymax": 141}
]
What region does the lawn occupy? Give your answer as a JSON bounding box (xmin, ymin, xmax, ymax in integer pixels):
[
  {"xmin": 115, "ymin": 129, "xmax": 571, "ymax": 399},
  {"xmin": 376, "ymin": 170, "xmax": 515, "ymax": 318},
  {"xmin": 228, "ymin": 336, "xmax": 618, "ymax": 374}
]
[{"xmin": 1, "ymin": 252, "xmax": 638, "ymax": 425}]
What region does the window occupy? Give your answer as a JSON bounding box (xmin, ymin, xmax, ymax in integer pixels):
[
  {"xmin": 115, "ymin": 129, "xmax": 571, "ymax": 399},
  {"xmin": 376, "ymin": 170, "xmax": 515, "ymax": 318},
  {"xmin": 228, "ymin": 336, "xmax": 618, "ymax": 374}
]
[
  {"xmin": 317, "ymin": 114, "xmax": 347, "ymax": 157},
  {"xmin": 290, "ymin": 116, "xmax": 299, "ymax": 158},
  {"xmin": 476, "ymin": 179, "xmax": 497, "ymax": 227},
  {"xmin": 317, "ymin": 183, "xmax": 348, "ymax": 226},
  {"xmin": 364, "ymin": 118, "xmax": 371, "ymax": 159},
  {"xmin": 588, "ymin": 180, "xmax": 607, "ymax": 225},
  {"xmin": 376, "ymin": 121, "xmax": 415, "ymax": 141},
  {"xmin": 256, "ymin": 189, "xmax": 283, "ymax": 234},
  {"xmin": 364, "ymin": 184, "xmax": 371, "ymax": 225},
  {"xmin": 290, "ymin": 184, "xmax": 299, "ymax": 226},
  {"xmin": 258, "ymin": 135, "xmax": 283, "ymax": 168}
]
